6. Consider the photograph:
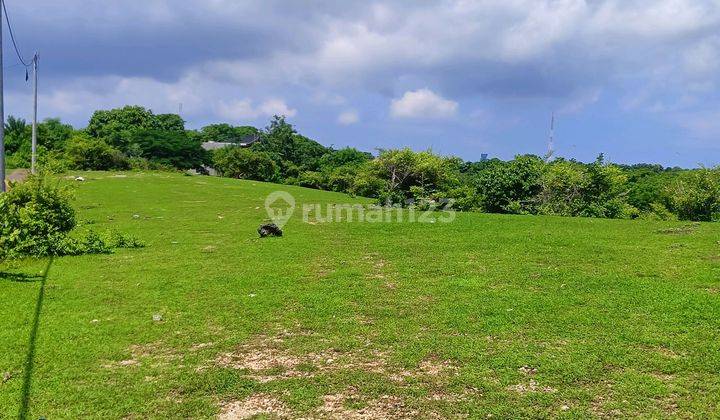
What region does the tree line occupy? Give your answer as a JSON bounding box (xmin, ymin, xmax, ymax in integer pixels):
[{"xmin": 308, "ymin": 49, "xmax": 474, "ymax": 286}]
[{"xmin": 5, "ymin": 105, "xmax": 719, "ymax": 222}]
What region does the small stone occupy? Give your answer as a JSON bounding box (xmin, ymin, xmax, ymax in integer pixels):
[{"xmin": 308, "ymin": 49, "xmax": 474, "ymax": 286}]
[
  {"xmin": 248, "ymin": 293, "xmax": 256, "ymax": 298},
  {"xmin": 75, "ymin": 176, "xmax": 85, "ymax": 182},
  {"xmin": 132, "ymin": 214, "xmax": 140, "ymax": 219},
  {"xmin": 90, "ymin": 319, "xmax": 99, "ymax": 324},
  {"xmin": 152, "ymin": 314, "xmax": 163, "ymax": 322},
  {"xmin": 561, "ymin": 405, "xmax": 570, "ymax": 411},
  {"xmin": 2, "ymin": 372, "xmax": 11, "ymax": 383}
]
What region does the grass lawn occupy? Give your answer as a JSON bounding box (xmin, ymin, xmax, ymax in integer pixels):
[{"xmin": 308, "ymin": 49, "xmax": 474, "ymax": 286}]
[{"xmin": 2, "ymin": 171, "xmax": 720, "ymax": 418}]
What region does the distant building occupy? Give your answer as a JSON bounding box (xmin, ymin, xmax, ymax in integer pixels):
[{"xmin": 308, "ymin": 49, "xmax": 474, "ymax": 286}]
[
  {"xmin": 201, "ymin": 141, "xmax": 235, "ymax": 151},
  {"xmin": 238, "ymin": 134, "xmax": 260, "ymax": 147},
  {"xmin": 201, "ymin": 134, "xmax": 260, "ymax": 151},
  {"xmin": 199, "ymin": 134, "xmax": 262, "ymax": 176}
]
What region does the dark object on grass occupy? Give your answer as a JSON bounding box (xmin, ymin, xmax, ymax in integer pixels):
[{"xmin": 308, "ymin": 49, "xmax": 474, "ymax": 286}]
[{"xmin": 258, "ymin": 223, "xmax": 283, "ymax": 237}]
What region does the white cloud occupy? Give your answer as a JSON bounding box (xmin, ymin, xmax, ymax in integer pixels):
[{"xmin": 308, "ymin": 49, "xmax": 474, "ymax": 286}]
[
  {"xmin": 337, "ymin": 110, "xmax": 359, "ymax": 125},
  {"xmin": 9, "ymin": 0, "xmax": 720, "ymax": 150},
  {"xmin": 217, "ymin": 98, "xmax": 296, "ymax": 120},
  {"xmin": 390, "ymin": 89, "xmax": 458, "ymax": 119},
  {"xmin": 258, "ymin": 99, "xmax": 297, "ymax": 117}
]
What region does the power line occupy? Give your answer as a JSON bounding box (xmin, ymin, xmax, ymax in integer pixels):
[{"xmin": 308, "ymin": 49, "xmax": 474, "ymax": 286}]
[{"xmin": 2, "ymin": 0, "xmax": 30, "ymax": 68}]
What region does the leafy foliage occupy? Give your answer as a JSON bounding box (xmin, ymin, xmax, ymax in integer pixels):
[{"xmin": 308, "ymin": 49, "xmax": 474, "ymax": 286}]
[
  {"xmin": 251, "ymin": 116, "xmax": 330, "ymax": 176},
  {"xmin": 64, "ymin": 134, "xmax": 129, "ymax": 170},
  {"xmin": 212, "ymin": 147, "xmax": 277, "ymax": 181},
  {"xmin": 197, "ymin": 123, "xmax": 259, "ymax": 144},
  {"xmin": 352, "ymin": 148, "xmax": 460, "ymax": 205},
  {"xmin": 0, "ymin": 174, "xmax": 76, "ymax": 259},
  {"xmin": 473, "ymin": 155, "xmax": 544, "ymax": 213},
  {"xmin": 3, "ymin": 107, "xmax": 719, "ymax": 223},
  {"xmin": 665, "ymin": 167, "xmax": 720, "ymax": 221},
  {"xmin": 127, "ymin": 129, "xmax": 208, "ymax": 170},
  {"xmin": 0, "ymin": 174, "xmax": 144, "ymax": 261}
]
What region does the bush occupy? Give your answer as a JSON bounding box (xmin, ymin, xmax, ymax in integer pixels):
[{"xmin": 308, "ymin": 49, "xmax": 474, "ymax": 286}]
[
  {"xmin": 128, "ymin": 129, "xmax": 208, "ymax": 170},
  {"xmin": 356, "ymin": 148, "xmax": 460, "ymax": 205},
  {"xmin": 0, "ymin": 174, "xmax": 76, "ymax": 259},
  {"xmin": 537, "ymin": 156, "xmax": 636, "ymax": 219},
  {"xmin": 665, "ymin": 167, "xmax": 720, "ymax": 221},
  {"xmin": 212, "ymin": 147, "xmax": 278, "ymax": 181},
  {"xmin": 65, "ymin": 134, "xmax": 129, "ymax": 170},
  {"xmin": 0, "ymin": 174, "xmax": 144, "ymax": 261},
  {"xmin": 475, "ymin": 155, "xmax": 544, "ymax": 214}
]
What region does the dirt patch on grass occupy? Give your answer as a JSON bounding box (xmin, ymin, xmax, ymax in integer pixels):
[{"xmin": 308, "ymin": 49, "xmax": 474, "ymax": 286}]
[
  {"xmin": 654, "ymin": 346, "xmax": 681, "ymax": 359},
  {"xmin": 190, "ymin": 342, "xmax": 215, "ymax": 351},
  {"xmin": 215, "ymin": 333, "xmax": 389, "ymax": 383},
  {"xmin": 220, "ymin": 390, "xmax": 420, "ymax": 419},
  {"xmin": 215, "ymin": 331, "xmax": 472, "ymax": 417},
  {"xmin": 507, "ymin": 380, "xmax": 556, "ymax": 394},
  {"xmin": 105, "ymin": 342, "xmax": 182, "ymax": 369},
  {"xmin": 656, "ymin": 224, "xmax": 699, "ymax": 235},
  {"xmin": 319, "ymin": 388, "xmax": 418, "ymax": 419},
  {"xmin": 362, "ymin": 252, "xmax": 390, "ymax": 280},
  {"xmin": 219, "ymin": 394, "xmax": 291, "ymax": 419}
]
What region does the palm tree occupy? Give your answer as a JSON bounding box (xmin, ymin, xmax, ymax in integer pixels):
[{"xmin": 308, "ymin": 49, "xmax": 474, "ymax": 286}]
[{"xmin": 5, "ymin": 115, "xmax": 27, "ymax": 138}]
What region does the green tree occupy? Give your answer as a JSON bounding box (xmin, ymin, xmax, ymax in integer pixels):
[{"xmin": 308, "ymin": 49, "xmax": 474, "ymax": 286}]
[
  {"xmin": 86, "ymin": 105, "xmax": 157, "ymax": 150},
  {"xmin": 665, "ymin": 167, "xmax": 720, "ymax": 221},
  {"xmin": 38, "ymin": 118, "xmax": 75, "ymax": 151},
  {"xmin": 212, "ymin": 147, "xmax": 277, "ymax": 181},
  {"xmin": 199, "ymin": 124, "xmax": 260, "ymax": 144},
  {"xmin": 64, "ymin": 134, "xmax": 128, "ymax": 170},
  {"xmin": 154, "ymin": 113, "xmax": 185, "ymax": 132},
  {"xmin": 474, "ymin": 155, "xmax": 544, "ymax": 213},
  {"xmin": 319, "ymin": 147, "xmax": 372, "ymax": 169},
  {"xmin": 4, "ymin": 115, "xmax": 30, "ymax": 154},
  {"xmin": 251, "ymin": 116, "xmax": 330, "ymax": 175},
  {"xmin": 354, "ymin": 148, "xmax": 459, "ymax": 204},
  {"xmin": 129, "ymin": 129, "xmax": 208, "ymax": 170}
]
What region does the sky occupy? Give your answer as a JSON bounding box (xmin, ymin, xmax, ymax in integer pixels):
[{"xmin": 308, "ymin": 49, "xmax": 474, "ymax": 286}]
[{"xmin": 3, "ymin": 0, "xmax": 720, "ymax": 167}]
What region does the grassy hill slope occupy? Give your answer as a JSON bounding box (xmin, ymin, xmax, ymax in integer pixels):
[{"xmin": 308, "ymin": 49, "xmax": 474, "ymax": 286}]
[{"xmin": 2, "ymin": 171, "xmax": 720, "ymax": 418}]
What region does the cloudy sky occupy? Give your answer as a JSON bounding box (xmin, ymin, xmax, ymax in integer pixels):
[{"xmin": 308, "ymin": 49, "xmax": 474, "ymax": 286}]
[{"xmin": 4, "ymin": 0, "xmax": 720, "ymax": 166}]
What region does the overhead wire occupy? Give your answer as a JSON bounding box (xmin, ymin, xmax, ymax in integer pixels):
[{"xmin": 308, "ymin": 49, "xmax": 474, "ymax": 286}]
[{"xmin": 2, "ymin": 0, "xmax": 32, "ymax": 68}]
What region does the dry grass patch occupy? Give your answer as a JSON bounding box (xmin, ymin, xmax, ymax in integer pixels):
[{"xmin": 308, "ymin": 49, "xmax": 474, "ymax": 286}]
[
  {"xmin": 507, "ymin": 380, "xmax": 557, "ymax": 394},
  {"xmin": 319, "ymin": 388, "xmax": 418, "ymax": 419},
  {"xmin": 219, "ymin": 394, "xmax": 291, "ymax": 419},
  {"xmin": 215, "ymin": 333, "xmax": 388, "ymax": 383}
]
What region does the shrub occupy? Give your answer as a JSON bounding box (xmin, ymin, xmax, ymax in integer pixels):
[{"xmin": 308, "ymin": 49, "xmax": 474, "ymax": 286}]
[
  {"xmin": 129, "ymin": 129, "xmax": 208, "ymax": 170},
  {"xmin": 665, "ymin": 167, "xmax": 720, "ymax": 221},
  {"xmin": 297, "ymin": 171, "xmax": 325, "ymax": 189},
  {"xmin": 538, "ymin": 156, "xmax": 636, "ymax": 219},
  {"xmin": 0, "ymin": 174, "xmax": 144, "ymax": 261},
  {"xmin": 212, "ymin": 147, "xmax": 278, "ymax": 181},
  {"xmin": 65, "ymin": 134, "xmax": 129, "ymax": 170},
  {"xmin": 475, "ymin": 155, "xmax": 544, "ymax": 214},
  {"xmin": 357, "ymin": 148, "xmax": 460, "ymax": 205},
  {"xmin": 0, "ymin": 174, "xmax": 76, "ymax": 259}
]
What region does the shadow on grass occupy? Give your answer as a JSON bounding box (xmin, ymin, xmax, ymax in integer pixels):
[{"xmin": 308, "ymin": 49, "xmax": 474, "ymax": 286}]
[
  {"xmin": 18, "ymin": 257, "xmax": 53, "ymax": 420},
  {"xmin": 0, "ymin": 271, "xmax": 43, "ymax": 283}
]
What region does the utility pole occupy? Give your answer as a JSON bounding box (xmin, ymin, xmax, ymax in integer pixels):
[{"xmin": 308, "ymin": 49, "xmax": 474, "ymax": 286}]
[
  {"xmin": 0, "ymin": 1, "xmax": 5, "ymax": 193},
  {"xmin": 545, "ymin": 112, "xmax": 555, "ymax": 162},
  {"xmin": 31, "ymin": 52, "xmax": 37, "ymax": 174}
]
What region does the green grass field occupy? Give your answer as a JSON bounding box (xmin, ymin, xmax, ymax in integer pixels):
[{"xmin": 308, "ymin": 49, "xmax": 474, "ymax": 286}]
[{"xmin": 2, "ymin": 171, "xmax": 720, "ymax": 418}]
